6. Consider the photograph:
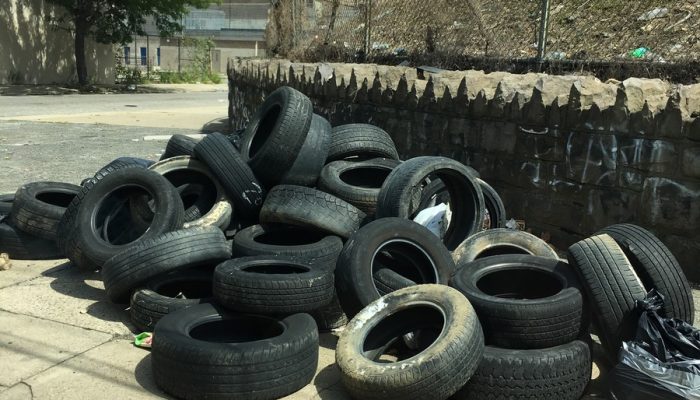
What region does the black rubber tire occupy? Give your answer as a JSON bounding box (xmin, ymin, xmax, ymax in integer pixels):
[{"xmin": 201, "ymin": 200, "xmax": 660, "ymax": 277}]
[
  {"xmin": 278, "ymin": 113, "xmax": 331, "ymax": 186},
  {"xmin": 336, "ymin": 284, "xmax": 484, "ymax": 400},
  {"xmin": 567, "ymin": 234, "xmax": 646, "ymax": 358},
  {"xmin": 376, "ymin": 156, "xmax": 485, "ymax": 251},
  {"xmin": 61, "ymin": 167, "xmax": 185, "ymax": 271},
  {"xmin": 60, "ymin": 162, "xmax": 146, "ymax": 254},
  {"xmin": 160, "ymin": 134, "xmax": 199, "ymax": 160},
  {"xmin": 232, "ymin": 224, "xmax": 343, "ymax": 268},
  {"xmin": 146, "ymin": 156, "xmax": 232, "ymax": 230},
  {"xmin": 103, "ymin": 227, "xmax": 230, "ymax": 303},
  {"xmin": 81, "ymin": 157, "xmax": 153, "ymax": 187},
  {"xmin": 240, "ymin": 86, "xmax": 314, "ymax": 186},
  {"xmin": 193, "ymin": 132, "xmax": 265, "ymax": 219},
  {"xmin": 456, "ymin": 341, "xmax": 591, "ymax": 400},
  {"xmin": 0, "ymin": 194, "xmax": 13, "ymax": 215},
  {"xmin": 153, "ymin": 304, "xmax": 318, "ymax": 400},
  {"xmin": 599, "ymin": 223, "xmax": 694, "ymax": 324},
  {"xmin": 0, "ymin": 221, "xmax": 63, "ymax": 260},
  {"xmin": 9, "ymin": 182, "xmax": 80, "ymax": 241},
  {"xmin": 130, "ymin": 268, "xmax": 213, "ymax": 332},
  {"xmin": 309, "ymin": 291, "xmax": 348, "ymax": 331},
  {"xmin": 213, "ymin": 256, "xmax": 335, "ymax": 314},
  {"xmin": 478, "ymin": 179, "xmax": 507, "ymax": 229},
  {"xmin": 326, "ymin": 124, "xmax": 399, "ymax": 162},
  {"xmin": 318, "ymin": 158, "xmax": 401, "ymax": 215},
  {"xmin": 450, "ymin": 255, "xmax": 584, "ymax": 349},
  {"xmin": 259, "ymin": 185, "xmax": 366, "ymax": 239},
  {"xmin": 373, "ymin": 268, "xmax": 416, "ymax": 296},
  {"xmin": 452, "ymin": 228, "xmax": 559, "ymax": 264},
  {"xmin": 336, "ymin": 217, "xmax": 456, "ymax": 317}
]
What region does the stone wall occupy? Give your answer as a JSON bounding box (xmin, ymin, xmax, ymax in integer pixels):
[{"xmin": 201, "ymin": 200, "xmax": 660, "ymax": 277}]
[{"xmin": 228, "ymin": 58, "xmax": 700, "ymax": 282}]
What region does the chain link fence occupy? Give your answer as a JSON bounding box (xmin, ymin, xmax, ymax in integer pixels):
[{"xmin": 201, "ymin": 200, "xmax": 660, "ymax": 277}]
[{"xmin": 267, "ymin": 0, "xmax": 700, "ymax": 81}]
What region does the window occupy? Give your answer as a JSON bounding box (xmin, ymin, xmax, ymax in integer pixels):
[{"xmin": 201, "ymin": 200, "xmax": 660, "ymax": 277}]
[
  {"xmin": 157, "ymin": 48, "xmax": 161, "ymax": 66},
  {"xmin": 124, "ymin": 47, "xmax": 130, "ymax": 65},
  {"xmin": 140, "ymin": 47, "xmax": 147, "ymax": 65}
]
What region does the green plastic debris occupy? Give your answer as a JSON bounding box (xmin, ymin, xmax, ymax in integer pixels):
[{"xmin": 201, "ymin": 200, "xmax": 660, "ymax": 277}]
[
  {"xmin": 134, "ymin": 332, "xmax": 153, "ymax": 349},
  {"xmin": 630, "ymin": 47, "xmax": 649, "ymax": 59}
]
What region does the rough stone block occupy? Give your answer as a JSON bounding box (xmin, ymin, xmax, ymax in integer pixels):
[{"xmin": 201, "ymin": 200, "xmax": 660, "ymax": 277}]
[
  {"xmin": 619, "ymin": 169, "xmax": 645, "ymax": 192},
  {"xmin": 682, "ymin": 147, "xmax": 700, "ymax": 179},
  {"xmin": 663, "ymin": 234, "xmax": 700, "ymax": 283},
  {"xmin": 586, "ymin": 189, "xmax": 640, "ymax": 231},
  {"xmin": 641, "ymin": 177, "xmax": 700, "ymax": 232},
  {"xmin": 618, "ymin": 138, "xmax": 678, "ymax": 174},
  {"xmin": 517, "ymin": 127, "xmax": 565, "ymax": 161},
  {"xmin": 495, "ymin": 160, "xmax": 553, "ymax": 190},
  {"xmin": 688, "ymin": 118, "xmax": 700, "ymax": 141},
  {"xmin": 481, "ymin": 122, "xmax": 517, "ymax": 153},
  {"xmin": 565, "ymin": 132, "xmax": 618, "ymax": 186}
]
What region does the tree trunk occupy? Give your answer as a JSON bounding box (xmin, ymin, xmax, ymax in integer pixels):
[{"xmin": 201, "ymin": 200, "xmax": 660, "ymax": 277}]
[{"xmin": 74, "ymin": 21, "xmax": 88, "ymax": 85}]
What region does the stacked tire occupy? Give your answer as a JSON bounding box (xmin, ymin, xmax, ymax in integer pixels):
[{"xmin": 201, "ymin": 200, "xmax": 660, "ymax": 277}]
[{"xmin": 1, "ymin": 85, "xmax": 695, "ymax": 400}]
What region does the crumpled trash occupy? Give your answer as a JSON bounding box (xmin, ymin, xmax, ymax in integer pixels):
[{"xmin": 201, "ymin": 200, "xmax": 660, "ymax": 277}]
[
  {"xmin": 609, "ymin": 290, "xmax": 700, "ymax": 400},
  {"xmin": 414, "ymin": 203, "xmax": 448, "ymax": 238},
  {"xmin": 638, "ymin": 7, "xmax": 669, "ymax": 21},
  {"xmin": 630, "ymin": 47, "xmax": 650, "ymax": 58},
  {"xmin": 0, "ymin": 253, "xmax": 10, "ymax": 271},
  {"xmin": 134, "ymin": 332, "xmax": 153, "ymax": 349}
]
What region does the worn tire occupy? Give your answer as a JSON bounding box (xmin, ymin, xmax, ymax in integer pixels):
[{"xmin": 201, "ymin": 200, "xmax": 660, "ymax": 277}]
[
  {"xmin": 80, "ymin": 157, "xmax": 153, "ymax": 187},
  {"xmin": 102, "ymin": 227, "xmax": 230, "ymax": 303},
  {"xmin": 0, "ymin": 221, "xmax": 63, "ymax": 260},
  {"xmin": 326, "ymin": 124, "xmax": 399, "ymax": 161},
  {"xmin": 456, "ymin": 341, "xmax": 591, "ymax": 400},
  {"xmin": 213, "ymin": 256, "xmax": 335, "ymax": 314},
  {"xmin": 279, "ymin": 113, "xmax": 331, "ymax": 186},
  {"xmin": 232, "ymin": 224, "xmax": 342, "ymax": 268},
  {"xmin": 452, "ymin": 228, "xmax": 558, "ymax": 264},
  {"xmin": 153, "ymin": 304, "xmax": 318, "ymax": 400},
  {"xmin": 336, "ymin": 217, "xmax": 456, "ymax": 317},
  {"xmin": 318, "ymin": 158, "xmax": 400, "ymax": 215},
  {"xmin": 260, "ymin": 185, "xmax": 365, "ymax": 239},
  {"xmin": 240, "ymin": 86, "xmax": 314, "ymax": 186},
  {"xmin": 478, "ymin": 179, "xmax": 507, "ymax": 229},
  {"xmin": 336, "ymin": 284, "xmax": 484, "ymax": 400},
  {"xmin": 599, "ymin": 223, "xmax": 693, "ymax": 324},
  {"xmin": 309, "ymin": 291, "xmax": 348, "ymax": 331},
  {"xmin": 451, "ymin": 255, "xmax": 583, "ymax": 349},
  {"xmin": 60, "ymin": 167, "xmax": 185, "ymax": 271},
  {"xmin": 193, "ymin": 132, "xmax": 265, "ymax": 219},
  {"xmin": 9, "ymin": 182, "xmax": 80, "ymax": 241},
  {"xmin": 374, "ymin": 268, "xmax": 416, "ymax": 296},
  {"xmin": 567, "ymin": 234, "xmax": 646, "ymax": 358},
  {"xmin": 0, "ymin": 194, "xmax": 13, "ymax": 215},
  {"xmin": 146, "ymin": 156, "xmax": 232, "ymax": 230},
  {"xmin": 377, "ymin": 156, "xmax": 485, "ymax": 251},
  {"xmin": 130, "ymin": 269, "xmax": 213, "ymax": 332},
  {"xmin": 160, "ymin": 134, "xmax": 199, "ymax": 160}
]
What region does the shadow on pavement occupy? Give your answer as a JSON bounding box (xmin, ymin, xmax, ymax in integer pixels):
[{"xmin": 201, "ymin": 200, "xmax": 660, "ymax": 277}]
[{"xmin": 134, "ymin": 353, "xmax": 174, "ymax": 399}]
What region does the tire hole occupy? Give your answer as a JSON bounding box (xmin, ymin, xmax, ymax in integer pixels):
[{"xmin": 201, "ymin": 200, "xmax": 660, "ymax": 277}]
[
  {"xmin": 254, "ymin": 228, "xmax": 327, "ymax": 246},
  {"xmin": 36, "ymin": 191, "xmax": 76, "ymax": 207},
  {"xmin": 475, "ymin": 245, "xmax": 531, "ymax": 259},
  {"xmin": 372, "ymin": 240, "xmax": 437, "ymax": 286},
  {"xmin": 339, "ymin": 166, "xmax": 391, "ymax": 188},
  {"xmin": 189, "ymin": 316, "xmax": 284, "ymax": 343},
  {"xmin": 242, "ymin": 262, "xmax": 310, "ymax": 275},
  {"xmin": 94, "ymin": 185, "xmax": 153, "ymax": 246},
  {"xmin": 363, "ymin": 304, "xmax": 445, "ymax": 362},
  {"xmin": 249, "ymin": 104, "xmax": 281, "ymax": 157},
  {"xmin": 477, "ymin": 269, "xmax": 563, "ymax": 299}
]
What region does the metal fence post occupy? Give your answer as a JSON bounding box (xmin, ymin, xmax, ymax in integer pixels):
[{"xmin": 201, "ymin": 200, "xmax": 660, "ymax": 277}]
[
  {"xmin": 364, "ymin": 0, "xmax": 372, "ymax": 56},
  {"xmin": 536, "ymin": 0, "xmax": 551, "ymax": 61}
]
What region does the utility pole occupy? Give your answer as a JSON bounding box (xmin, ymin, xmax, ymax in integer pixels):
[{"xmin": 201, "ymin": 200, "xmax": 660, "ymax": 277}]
[{"xmin": 537, "ymin": 0, "xmax": 551, "ymax": 61}]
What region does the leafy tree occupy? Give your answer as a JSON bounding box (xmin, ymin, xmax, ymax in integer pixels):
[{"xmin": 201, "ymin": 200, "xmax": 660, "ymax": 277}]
[{"xmin": 46, "ymin": 0, "xmax": 213, "ymax": 85}]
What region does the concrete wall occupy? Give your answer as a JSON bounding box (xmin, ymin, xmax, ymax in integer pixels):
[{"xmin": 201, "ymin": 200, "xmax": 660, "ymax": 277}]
[
  {"xmin": 228, "ymin": 58, "xmax": 700, "ymax": 282},
  {"xmin": 0, "ymin": 0, "xmax": 114, "ymax": 85}
]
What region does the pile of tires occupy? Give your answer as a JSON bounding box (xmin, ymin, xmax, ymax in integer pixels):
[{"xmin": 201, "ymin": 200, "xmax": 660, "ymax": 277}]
[{"xmin": 0, "ymin": 85, "xmax": 693, "ymax": 400}]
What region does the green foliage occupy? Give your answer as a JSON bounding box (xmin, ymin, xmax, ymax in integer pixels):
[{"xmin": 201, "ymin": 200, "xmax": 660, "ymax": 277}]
[{"xmin": 46, "ymin": 0, "xmax": 217, "ymax": 45}]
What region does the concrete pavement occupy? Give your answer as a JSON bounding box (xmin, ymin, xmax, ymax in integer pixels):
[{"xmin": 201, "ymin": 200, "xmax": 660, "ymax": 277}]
[{"xmin": 0, "ymin": 85, "xmax": 696, "ymax": 399}]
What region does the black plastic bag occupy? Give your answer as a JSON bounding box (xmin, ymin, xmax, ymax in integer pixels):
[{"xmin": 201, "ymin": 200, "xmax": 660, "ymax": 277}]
[{"xmin": 609, "ymin": 290, "xmax": 700, "ymax": 400}]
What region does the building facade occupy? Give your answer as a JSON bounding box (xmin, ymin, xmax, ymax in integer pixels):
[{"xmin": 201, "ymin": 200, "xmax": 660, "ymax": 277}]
[{"xmin": 120, "ymin": 1, "xmax": 269, "ymax": 74}]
